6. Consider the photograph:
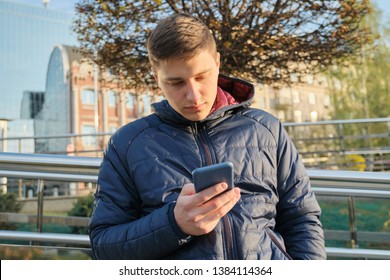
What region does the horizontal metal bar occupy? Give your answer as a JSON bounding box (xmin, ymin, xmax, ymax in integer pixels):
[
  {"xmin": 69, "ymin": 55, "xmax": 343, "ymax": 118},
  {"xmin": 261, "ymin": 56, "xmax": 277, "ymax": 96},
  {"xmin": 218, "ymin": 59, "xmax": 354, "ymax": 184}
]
[
  {"xmin": 3, "ymin": 214, "xmax": 389, "ymax": 243},
  {"xmin": 0, "ymin": 152, "xmax": 101, "ymax": 177},
  {"xmin": 325, "ymin": 230, "xmax": 390, "ymax": 242},
  {"xmin": 0, "ymin": 153, "xmax": 388, "ymax": 197},
  {"xmin": 326, "ymin": 247, "xmax": 390, "ymax": 259},
  {"xmin": 1, "ymin": 230, "xmax": 389, "ymax": 259},
  {"xmin": 0, "ymin": 230, "xmax": 90, "ymax": 246},
  {"xmin": 307, "ymin": 169, "xmax": 390, "ymax": 189},
  {"xmin": 313, "ymin": 187, "xmax": 390, "ymax": 198},
  {"xmin": 0, "ymin": 132, "xmax": 111, "ymax": 141},
  {"xmin": 293, "ymin": 134, "xmax": 390, "ymax": 142},
  {"xmin": 0, "ymin": 170, "xmax": 97, "ymax": 182},
  {"xmin": 284, "ymin": 117, "xmax": 390, "ymax": 127},
  {"xmin": 1, "ymin": 152, "xmax": 389, "ymax": 186},
  {"xmin": 344, "ymin": 149, "xmax": 390, "ymax": 155},
  {"xmin": 299, "ymin": 149, "xmax": 390, "ymax": 156},
  {"xmin": 0, "ymin": 152, "xmax": 101, "ymax": 167}
]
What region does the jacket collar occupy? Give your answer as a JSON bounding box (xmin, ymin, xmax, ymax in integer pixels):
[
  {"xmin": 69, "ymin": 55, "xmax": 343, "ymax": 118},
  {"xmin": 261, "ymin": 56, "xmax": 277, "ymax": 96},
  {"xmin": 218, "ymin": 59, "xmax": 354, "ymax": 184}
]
[{"xmin": 151, "ymin": 74, "xmax": 254, "ymax": 125}]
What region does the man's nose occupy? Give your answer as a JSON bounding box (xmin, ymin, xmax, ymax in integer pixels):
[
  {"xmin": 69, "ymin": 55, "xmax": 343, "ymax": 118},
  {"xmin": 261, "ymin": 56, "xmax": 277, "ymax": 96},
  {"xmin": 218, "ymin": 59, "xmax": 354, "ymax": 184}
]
[{"xmin": 186, "ymin": 81, "xmax": 201, "ymax": 102}]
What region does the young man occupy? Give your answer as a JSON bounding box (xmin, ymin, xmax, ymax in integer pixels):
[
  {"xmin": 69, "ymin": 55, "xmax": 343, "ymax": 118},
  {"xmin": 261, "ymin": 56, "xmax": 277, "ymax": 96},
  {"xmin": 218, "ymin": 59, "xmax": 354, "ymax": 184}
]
[{"xmin": 89, "ymin": 13, "xmax": 326, "ymax": 260}]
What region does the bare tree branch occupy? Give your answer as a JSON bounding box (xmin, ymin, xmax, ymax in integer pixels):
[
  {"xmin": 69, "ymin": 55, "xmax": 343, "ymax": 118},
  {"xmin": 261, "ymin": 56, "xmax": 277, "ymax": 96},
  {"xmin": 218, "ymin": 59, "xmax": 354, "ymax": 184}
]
[{"xmin": 73, "ymin": 0, "xmax": 374, "ymax": 89}]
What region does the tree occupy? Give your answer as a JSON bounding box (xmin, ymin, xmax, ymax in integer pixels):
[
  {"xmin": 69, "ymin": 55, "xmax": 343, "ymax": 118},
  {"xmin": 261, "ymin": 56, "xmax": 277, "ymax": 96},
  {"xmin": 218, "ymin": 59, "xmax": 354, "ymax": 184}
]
[
  {"xmin": 324, "ymin": 2, "xmax": 390, "ymax": 171},
  {"xmin": 325, "ymin": 2, "xmax": 390, "ymax": 145},
  {"xmin": 73, "ymin": 0, "xmax": 373, "ymax": 90}
]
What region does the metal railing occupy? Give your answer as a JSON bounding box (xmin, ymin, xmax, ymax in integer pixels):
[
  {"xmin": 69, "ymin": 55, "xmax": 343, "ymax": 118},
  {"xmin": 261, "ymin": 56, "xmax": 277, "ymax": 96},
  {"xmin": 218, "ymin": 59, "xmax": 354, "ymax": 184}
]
[
  {"xmin": 284, "ymin": 117, "xmax": 390, "ymax": 171},
  {"xmin": 0, "ymin": 152, "xmax": 390, "ymax": 259},
  {"xmin": 1, "ymin": 117, "xmax": 390, "ymax": 170}
]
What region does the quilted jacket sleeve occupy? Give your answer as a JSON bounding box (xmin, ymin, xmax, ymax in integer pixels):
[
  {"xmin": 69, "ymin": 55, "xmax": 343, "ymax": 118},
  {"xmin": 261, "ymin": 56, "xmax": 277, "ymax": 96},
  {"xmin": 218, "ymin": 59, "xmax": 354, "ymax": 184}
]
[
  {"xmin": 89, "ymin": 133, "xmax": 186, "ymax": 260},
  {"xmin": 275, "ymin": 122, "xmax": 327, "ymax": 260}
]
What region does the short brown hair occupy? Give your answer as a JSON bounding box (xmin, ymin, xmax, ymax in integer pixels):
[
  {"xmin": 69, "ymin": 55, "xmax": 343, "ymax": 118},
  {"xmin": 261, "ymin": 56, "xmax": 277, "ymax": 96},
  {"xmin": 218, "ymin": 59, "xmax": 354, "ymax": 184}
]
[{"xmin": 147, "ymin": 13, "xmax": 217, "ymax": 68}]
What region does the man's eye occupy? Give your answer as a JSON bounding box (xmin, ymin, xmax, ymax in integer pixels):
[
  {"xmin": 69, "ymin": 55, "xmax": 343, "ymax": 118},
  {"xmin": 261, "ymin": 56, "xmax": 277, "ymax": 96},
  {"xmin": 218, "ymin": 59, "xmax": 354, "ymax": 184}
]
[{"xmin": 168, "ymin": 81, "xmax": 183, "ymax": 86}]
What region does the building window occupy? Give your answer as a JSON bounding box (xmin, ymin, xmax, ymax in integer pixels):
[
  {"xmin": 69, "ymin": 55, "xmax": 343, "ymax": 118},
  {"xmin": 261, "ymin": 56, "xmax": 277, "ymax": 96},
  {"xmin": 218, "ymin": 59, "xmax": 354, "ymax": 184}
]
[
  {"xmin": 279, "ymin": 88, "xmax": 290, "ymax": 101},
  {"xmin": 126, "ymin": 93, "xmax": 134, "ymax": 109},
  {"xmin": 290, "ymin": 73, "xmax": 299, "ymax": 83},
  {"xmin": 294, "ymin": 110, "xmax": 302, "ymax": 123},
  {"xmin": 309, "ymin": 92, "xmax": 316, "ymax": 105},
  {"xmin": 81, "ymin": 125, "xmax": 96, "ymax": 146},
  {"xmin": 324, "ymin": 95, "xmax": 331, "ymax": 107},
  {"xmin": 292, "ymin": 90, "xmax": 300, "ymax": 103},
  {"xmin": 81, "ymin": 89, "xmax": 95, "ymax": 105},
  {"xmin": 310, "ymin": 111, "xmax": 318, "ymax": 122},
  {"xmin": 306, "ymin": 74, "xmax": 314, "ymax": 84},
  {"xmin": 108, "ymin": 91, "xmax": 117, "ymax": 107}
]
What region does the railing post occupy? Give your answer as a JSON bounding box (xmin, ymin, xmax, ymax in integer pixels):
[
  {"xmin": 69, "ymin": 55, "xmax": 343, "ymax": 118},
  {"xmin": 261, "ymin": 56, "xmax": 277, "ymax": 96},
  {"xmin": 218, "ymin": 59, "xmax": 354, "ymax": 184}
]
[
  {"xmin": 18, "ymin": 179, "xmax": 23, "ymax": 199},
  {"xmin": 36, "ymin": 179, "xmax": 44, "ymax": 233},
  {"xmin": 337, "ymin": 123, "xmax": 345, "ymax": 157},
  {"xmin": 348, "ymin": 196, "xmax": 359, "ymax": 248}
]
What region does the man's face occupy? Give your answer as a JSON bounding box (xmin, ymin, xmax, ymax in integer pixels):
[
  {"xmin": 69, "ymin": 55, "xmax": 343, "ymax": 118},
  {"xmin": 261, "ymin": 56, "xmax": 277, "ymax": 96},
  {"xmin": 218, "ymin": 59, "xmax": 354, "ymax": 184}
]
[{"xmin": 154, "ymin": 50, "xmax": 220, "ymax": 121}]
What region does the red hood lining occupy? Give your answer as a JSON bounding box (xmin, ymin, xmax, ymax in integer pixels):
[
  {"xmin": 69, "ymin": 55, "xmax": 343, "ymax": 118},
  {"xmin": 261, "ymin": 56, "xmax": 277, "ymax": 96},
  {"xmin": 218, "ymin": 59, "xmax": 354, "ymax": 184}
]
[
  {"xmin": 208, "ymin": 86, "xmax": 239, "ymax": 115},
  {"xmin": 217, "ymin": 76, "xmax": 253, "ymax": 102}
]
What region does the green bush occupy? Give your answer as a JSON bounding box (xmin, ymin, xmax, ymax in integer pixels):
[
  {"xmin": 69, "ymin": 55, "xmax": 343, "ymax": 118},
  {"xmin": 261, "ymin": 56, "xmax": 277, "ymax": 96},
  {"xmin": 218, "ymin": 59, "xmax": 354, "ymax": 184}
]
[
  {"xmin": 67, "ymin": 193, "xmax": 94, "ymax": 234},
  {"xmin": 384, "ymin": 212, "xmax": 390, "ymax": 232},
  {"xmin": 0, "ymin": 190, "xmax": 22, "ymax": 230},
  {"xmin": 0, "ymin": 191, "xmax": 21, "ymax": 213}
]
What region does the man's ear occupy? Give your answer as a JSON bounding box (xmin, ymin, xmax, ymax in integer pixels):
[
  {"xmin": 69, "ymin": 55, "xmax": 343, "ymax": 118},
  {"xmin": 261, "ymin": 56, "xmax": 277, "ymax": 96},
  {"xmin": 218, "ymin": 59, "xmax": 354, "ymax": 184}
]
[
  {"xmin": 151, "ymin": 67, "xmax": 158, "ymax": 82},
  {"xmin": 216, "ymin": 52, "xmax": 221, "ymax": 69},
  {"xmin": 152, "ymin": 69, "xmax": 161, "ymax": 89}
]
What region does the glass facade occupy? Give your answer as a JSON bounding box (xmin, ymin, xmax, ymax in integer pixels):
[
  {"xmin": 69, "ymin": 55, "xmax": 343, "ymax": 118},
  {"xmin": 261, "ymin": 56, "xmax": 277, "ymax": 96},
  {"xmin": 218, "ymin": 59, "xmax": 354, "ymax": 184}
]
[
  {"xmin": 0, "ymin": 0, "xmax": 77, "ymax": 129},
  {"xmin": 34, "ymin": 45, "xmax": 76, "ymax": 153}
]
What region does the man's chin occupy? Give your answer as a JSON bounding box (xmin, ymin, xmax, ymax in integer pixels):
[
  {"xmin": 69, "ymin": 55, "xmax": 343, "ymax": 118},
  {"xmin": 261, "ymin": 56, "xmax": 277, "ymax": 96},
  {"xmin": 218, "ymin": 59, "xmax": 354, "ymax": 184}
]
[{"xmin": 182, "ymin": 112, "xmax": 208, "ymax": 122}]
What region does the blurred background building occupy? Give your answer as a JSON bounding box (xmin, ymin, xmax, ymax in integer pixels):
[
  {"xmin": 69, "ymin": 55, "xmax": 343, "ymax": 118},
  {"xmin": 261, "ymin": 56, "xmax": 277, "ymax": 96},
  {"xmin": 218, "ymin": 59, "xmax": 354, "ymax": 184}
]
[
  {"xmin": 0, "ymin": 0, "xmax": 77, "ymax": 151},
  {"xmin": 1, "ymin": 0, "xmax": 389, "ymax": 157}
]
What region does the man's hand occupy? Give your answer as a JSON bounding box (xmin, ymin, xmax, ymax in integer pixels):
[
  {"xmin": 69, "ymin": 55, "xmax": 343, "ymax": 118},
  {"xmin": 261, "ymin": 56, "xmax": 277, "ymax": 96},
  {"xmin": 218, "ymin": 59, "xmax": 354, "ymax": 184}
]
[{"xmin": 173, "ymin": 182, "xmax": 241, "ymax": 236}]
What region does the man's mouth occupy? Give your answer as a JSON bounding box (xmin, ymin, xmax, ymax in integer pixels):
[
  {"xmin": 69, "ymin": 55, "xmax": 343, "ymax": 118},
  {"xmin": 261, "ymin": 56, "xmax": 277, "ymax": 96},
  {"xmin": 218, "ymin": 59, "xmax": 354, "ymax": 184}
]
[{"xmin": 185, "ymin": 103, "xmax": 206, "ymax": 112}]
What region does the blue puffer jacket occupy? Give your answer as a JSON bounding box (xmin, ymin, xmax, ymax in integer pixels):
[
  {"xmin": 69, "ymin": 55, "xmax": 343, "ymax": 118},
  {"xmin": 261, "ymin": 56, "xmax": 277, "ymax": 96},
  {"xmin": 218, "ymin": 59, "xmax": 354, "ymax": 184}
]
[{"xmin": 89, "ymin": 75, "xmax": 326, "ymax": 260}]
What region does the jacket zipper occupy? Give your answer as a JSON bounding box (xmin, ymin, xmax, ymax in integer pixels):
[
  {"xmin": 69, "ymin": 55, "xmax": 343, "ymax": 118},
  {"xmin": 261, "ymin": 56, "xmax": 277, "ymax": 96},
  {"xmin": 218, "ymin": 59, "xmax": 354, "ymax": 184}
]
[
  {"xmin": 193, "ymin": 122, "xmax": 213, "ymax": 164},
  {"xmin": 192, "ymin": 122, "xmax": 235, "ymax": 259},
  {"xmin": 222, "ymin": 213, "xmax": 237, "ymax": 259}
]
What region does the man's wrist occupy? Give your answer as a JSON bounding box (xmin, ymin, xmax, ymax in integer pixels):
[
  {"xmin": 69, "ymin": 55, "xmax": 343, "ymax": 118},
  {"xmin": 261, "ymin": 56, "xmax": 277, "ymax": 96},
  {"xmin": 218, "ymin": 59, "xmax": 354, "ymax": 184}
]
[{"xmin": 168, "ymin": 203, "xmax": 193, "ymax": 245}]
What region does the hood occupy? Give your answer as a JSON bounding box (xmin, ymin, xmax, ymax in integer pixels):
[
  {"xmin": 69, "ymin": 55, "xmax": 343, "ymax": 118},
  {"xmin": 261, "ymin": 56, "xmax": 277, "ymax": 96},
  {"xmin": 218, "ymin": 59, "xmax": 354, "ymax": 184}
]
[{"xmin": 217, "ymin": 74, "xmax": 254, "ymax": 104}]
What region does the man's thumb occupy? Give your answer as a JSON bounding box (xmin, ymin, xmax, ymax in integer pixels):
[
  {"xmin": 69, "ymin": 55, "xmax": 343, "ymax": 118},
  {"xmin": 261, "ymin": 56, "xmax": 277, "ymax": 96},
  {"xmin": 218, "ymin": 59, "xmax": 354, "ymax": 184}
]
[{"xmin": 180, "ymin": 183, "xmax": 196, "ymax": 196}]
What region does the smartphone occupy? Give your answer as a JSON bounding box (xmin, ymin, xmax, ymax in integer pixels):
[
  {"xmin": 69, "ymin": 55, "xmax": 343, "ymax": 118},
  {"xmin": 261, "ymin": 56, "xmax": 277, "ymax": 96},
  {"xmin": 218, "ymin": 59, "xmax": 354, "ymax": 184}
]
[{"xmin": 192, "ymin": 162, "xmax": 234, "ymax": 193}]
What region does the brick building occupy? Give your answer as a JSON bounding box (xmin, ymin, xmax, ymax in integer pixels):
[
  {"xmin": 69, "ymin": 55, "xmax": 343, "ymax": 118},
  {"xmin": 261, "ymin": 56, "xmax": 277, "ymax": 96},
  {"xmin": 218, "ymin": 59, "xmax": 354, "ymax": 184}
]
[{"xmin": 34, "ymin": 44, "xmax": 159, "ymax": 155}]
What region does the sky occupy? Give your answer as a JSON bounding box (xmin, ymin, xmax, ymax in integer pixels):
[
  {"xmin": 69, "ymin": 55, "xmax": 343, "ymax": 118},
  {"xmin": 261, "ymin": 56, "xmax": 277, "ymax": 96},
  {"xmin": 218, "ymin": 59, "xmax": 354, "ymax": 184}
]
[
  {"xmin": 8, "ymin": 0, "xmax": 78, "ymax": 12},
  {"xmin": 374, "ymin": 0, "xmax": 390, "ymax": 24},
  {"xmin": 7, "ymin": 0, "xmax": 390, "ymax": 16}
]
